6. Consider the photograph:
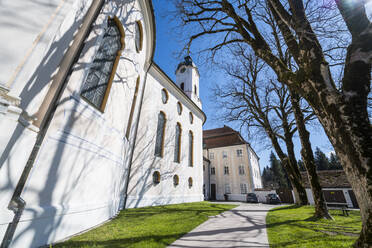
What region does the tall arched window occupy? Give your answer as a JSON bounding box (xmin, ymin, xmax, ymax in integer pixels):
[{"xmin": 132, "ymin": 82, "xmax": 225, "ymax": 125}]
[
  {"xmin": 174, "ymin": 123, "xmax": 182, "ymax": 163},
  {"xmin": 180, "ymin": 83, "xmax": 185, "ymax": 91},
  {"xmin": 189, "ymin": 131, "xmax": 193, "ymax": 167},
  {"xmin": 81, "ymin": 17, "xmax": 125, "ymax": 111},
  {"xmin": 155, "ymin": 111, "xmax": 166, "ymax": 157}
]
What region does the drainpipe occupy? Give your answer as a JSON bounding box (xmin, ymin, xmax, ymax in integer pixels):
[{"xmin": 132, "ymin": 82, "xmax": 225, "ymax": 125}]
[
  {"xmin": 122, "ymin": 60, "xmax": 153, "ymax": 209},
  {"xmin": 0, "ymin": 1, "xmax": 104, "ymax": 247}
]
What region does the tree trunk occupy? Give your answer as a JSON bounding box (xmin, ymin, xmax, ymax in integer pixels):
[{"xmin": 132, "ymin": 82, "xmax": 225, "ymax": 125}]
[
  {"xmin": 290, "ymin": 91, "xmax": 332, "ymax": 219},
  {"xmin": 266, "ymin": 131, "xmax": 308, "ymax": 205},
  {"xmin": 281, "ymin": 119, "xmax": 309, "ymax": 205}
]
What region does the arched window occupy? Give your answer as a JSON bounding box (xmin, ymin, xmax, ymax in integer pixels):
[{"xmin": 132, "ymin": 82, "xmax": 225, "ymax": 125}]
[
  {"xmin": 180, "ymin": 83, "xmax": 184, "ymax": 91},
  {"xmin": 194, "ymin": 85, "xmax": 197, "ymax": 94},
  {"xmin": 174, "ymin": 123, "xmax": 181, "ymax": 163},
  {"xmin": 161, "ymin": 88, "xmax": 169, "ymax": 104},
  {"xmin": 173, "ymin": 175, "xmax": 179, "ymax": 186},
  {"xmin": 135, "ymin": 21, "xmax": 143, "ymax": 52},
  {"xmin": 155, "ymin": 111, "xmax": 166, "ymax": 157},
  {"xmin": 177, "ymin": 102, "xmax": 182, "ymax": 115},
  {"xmin": 188, "ymin": 177, "xmax": 193, "ymax": 188},
  {"xmin": 189, "ymin": 131, "xmax": 193, "ymax": 167},
  {"xmin": 81, "ymin": 16, "xmax": 125, "ymax": 112},
  {"xmin": 153, "ymin": 171, "xmax": 160, "ymax": 184},
  {"xmin": 189, "ymin": 112, "xmax": 194, "ymax": 124}
]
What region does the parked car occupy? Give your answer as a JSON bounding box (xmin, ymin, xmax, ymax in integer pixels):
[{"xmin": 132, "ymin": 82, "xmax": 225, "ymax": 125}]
[
  {"xmin": 266, "ymin": 193, "xmax": 281, "ymax": 204},
  {"xmin": 246, "ymin": 193, "xmax": 258, "ymax": 203}
]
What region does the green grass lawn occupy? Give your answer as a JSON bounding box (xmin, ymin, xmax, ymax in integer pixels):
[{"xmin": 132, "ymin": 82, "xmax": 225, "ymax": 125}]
[
  {"xmin": 266, "ymin": 205, "xmax": 362, "ymax": 248},
  {"xmin": 54, "ymin": 201, "xmax": 237, "ymax": 248}
]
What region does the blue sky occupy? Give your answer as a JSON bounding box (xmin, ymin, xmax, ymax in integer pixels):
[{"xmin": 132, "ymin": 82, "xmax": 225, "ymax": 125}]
[{"xmin": 151, "ymin": 0, "xmax": 335, "ymax": 171}]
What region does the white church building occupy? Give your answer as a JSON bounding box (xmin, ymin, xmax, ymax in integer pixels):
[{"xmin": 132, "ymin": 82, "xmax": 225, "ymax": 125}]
[{"xmin": 0, "ymin": 0, "xmax": 205, "ymax": 247}]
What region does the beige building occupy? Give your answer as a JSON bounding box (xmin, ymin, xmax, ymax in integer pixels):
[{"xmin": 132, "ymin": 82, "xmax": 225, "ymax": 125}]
[{"xmin": 203, "ymin": 126, "xmax": 262, "ymax": 201}]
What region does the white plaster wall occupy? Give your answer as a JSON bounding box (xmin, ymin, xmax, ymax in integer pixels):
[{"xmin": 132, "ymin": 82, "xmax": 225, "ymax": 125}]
[
  {"xmin": 305, "ymin": 188, "xmax": 354, "ymax": 208},
  {"xmin": 126, "ymin": 67, "xmax": 204, "ymax": 209},
  {"xmin": 0, "ymin": 0, "xmax": 76, "ymax": 87},
  {"xmin": 0, "ymin": 0, "xmax": 153, "ymax": 247},
  {"xmin": 247, "ymin": 146, "xmax": 263, "ymax": 189}
]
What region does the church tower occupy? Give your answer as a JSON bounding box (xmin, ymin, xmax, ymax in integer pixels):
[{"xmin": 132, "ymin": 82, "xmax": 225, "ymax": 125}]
[{"xmin": 175, "ymin": 56, "xmax": 202, "ymax": 108}]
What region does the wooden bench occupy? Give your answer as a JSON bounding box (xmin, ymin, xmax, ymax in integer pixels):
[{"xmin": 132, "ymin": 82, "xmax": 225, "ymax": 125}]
[{"xmin": 326, "ymin": 202, "xmax": 350, "ymax": 216}]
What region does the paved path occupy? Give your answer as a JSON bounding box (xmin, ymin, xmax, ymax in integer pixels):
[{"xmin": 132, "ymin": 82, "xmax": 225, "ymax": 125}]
[{"xmin": 168, "ymin": 202, "xmax": 278, "ymax": 248}]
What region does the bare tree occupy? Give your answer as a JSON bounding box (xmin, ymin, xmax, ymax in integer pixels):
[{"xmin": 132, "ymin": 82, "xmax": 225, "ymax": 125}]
[
  {"xmin": 176, "ymin": 1, "xmax": 371, "ymax": 245},
  {"xmin": 216, "ymin": 48, "xmax": 333, "ymax": 218},
  {"xmin": 289, "ymin": 91, "xmax": 332, "ymax": 219},
  {"xmin": 215, "ymin": 51, "xmax": 309, "ymax": 204}
]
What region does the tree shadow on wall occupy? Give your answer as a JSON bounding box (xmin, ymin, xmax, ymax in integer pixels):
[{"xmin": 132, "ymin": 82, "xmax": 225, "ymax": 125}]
[{"xmin": 2, "ymin": 0, "xmax": 145, "ymax": 247}]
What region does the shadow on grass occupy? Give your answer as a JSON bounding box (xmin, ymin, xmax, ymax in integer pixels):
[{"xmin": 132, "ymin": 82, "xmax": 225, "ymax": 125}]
[
  {"xmin": 269, "ymin": 205, "xmax": 302, "ymax": 212},
  {"xmin": 55, "ymin": 233, "xmax": 188, "ymax": 248},
  {"xmin": 270, "ymin": 235, "xmax": 354, "ymax": 248}
]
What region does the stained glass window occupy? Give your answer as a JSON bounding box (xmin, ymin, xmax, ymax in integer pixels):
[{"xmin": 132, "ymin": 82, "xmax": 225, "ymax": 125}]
[
  {"xmin": 81, "ymin": 18, "xmax": 122, "ymax": 111},
  {"xmin": 155, "ymin": 112, "xmax": 166, "ymax": 157},
  {"xmin": 174, "ymin": 123, "xmax": 181, "ymax": 162}
]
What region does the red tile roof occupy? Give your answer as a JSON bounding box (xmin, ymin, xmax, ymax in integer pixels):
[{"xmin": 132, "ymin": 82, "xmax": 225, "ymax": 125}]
[{"xmin": 203, "ymin": 126, "xmax": 247, "ymax": 149}]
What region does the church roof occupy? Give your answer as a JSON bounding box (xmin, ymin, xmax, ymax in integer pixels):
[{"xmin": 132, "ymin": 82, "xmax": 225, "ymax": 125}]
[{"xmin": 203, "ymin": 125, "xmax": 247, "ymax": 149}]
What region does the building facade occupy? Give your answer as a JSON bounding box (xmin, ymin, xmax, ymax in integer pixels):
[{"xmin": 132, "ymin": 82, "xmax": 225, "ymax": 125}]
[
  {"xmin": 203, "ymin": 126, "xmax": 262, "ymax": 201},
  {"xmin": 0, "ymin": 1, "xmax": 205, "ymax": 247},
  {"xmin": 301, "ymin": 170, "xmax": 359, "ymax": 209}
]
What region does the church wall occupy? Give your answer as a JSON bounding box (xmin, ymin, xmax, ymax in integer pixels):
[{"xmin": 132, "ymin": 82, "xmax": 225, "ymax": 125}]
[
  {"xmin": 126, "ymin": 67, "xmax": 204, "ymax": 208},
  {"xmin": 0, "ymin": 0, "xmax": 153, "ymax": 247}
]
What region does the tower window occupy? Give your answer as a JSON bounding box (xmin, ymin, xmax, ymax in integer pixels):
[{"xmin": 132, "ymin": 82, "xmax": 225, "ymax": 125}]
[
  {"xmin": 194, "ymin": 85, "xmax": 197, "ymax": 94},
  {"xmin": 180, "ymin": 83, "xmax": 185, "ymax": 91},
  {"xmin": 155, "ymin": 111, "xmax": 166, "ymax": 157},
  {"xmin": 81, "ymin": 17, "xmax": 124, "ymax": 112},
  {"xmin": 180, "ymin": 67, "xmax": 186, "ymax": 73}
]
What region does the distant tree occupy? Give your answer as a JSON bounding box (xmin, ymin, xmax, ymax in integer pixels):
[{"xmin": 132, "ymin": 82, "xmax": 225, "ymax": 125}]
[
  {"xmin": 314, "ymin": 147, "xmax": 330, "ymax": 170},
  {"xmin": 329, "ymin": 152, "xmax": 343, "ymax": 170},
  {"xmin": 262, "ymin": 166, "xmax": 274, "ymax": 188},
  {"xmin": 298, "ymin": 160, "xmax": 306, "ymax": 172},
  {"xmin": 270, "ymin": 152, "xmax": 290, "ymax": 188}
]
